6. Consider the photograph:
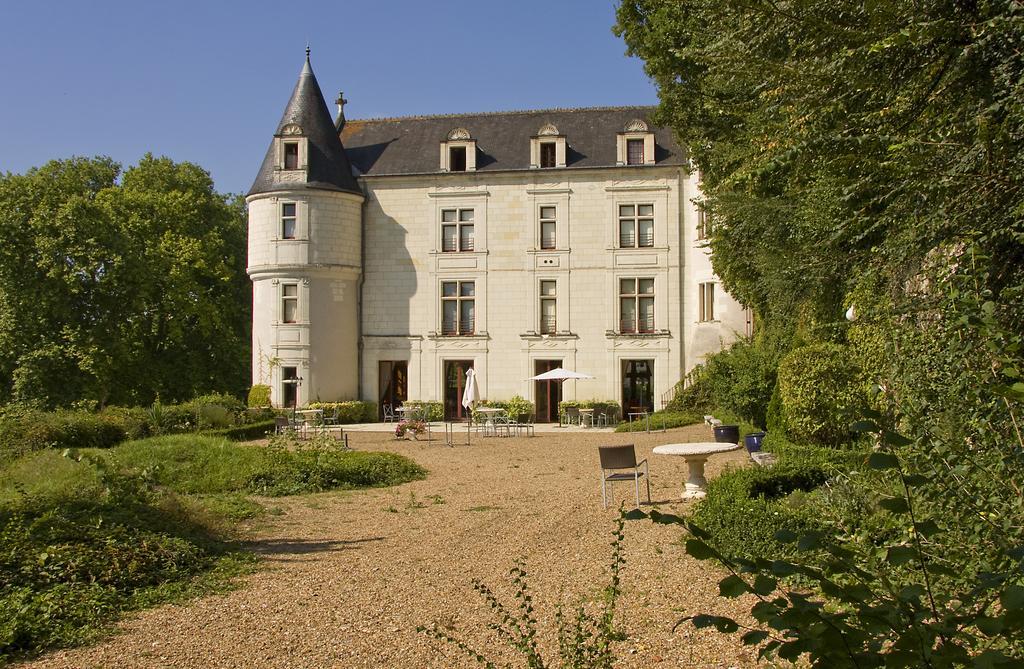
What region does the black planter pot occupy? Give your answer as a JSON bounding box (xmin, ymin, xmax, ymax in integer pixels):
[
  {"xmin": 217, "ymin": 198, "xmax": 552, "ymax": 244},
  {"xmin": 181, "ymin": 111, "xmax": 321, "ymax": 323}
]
[
  {"xmin": 713, "ymin": 424, "xmax": 740, "ymax": 444},
  {"xmin": 744, "ymin": 432, "xmax": 766, "ymax": 453}
]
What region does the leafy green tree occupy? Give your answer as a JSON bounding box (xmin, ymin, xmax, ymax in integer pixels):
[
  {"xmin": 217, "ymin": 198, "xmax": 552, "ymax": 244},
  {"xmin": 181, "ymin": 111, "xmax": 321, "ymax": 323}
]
[{"xmin": 0, "ymin": 155, "xmax": 249, "ymax": 408}]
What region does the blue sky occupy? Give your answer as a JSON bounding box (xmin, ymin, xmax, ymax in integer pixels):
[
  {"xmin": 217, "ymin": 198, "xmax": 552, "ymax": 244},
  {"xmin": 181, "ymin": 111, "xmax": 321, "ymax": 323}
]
[{"xmin": 0, "ymin": 1, "xmax": 657, "ymax": 195}]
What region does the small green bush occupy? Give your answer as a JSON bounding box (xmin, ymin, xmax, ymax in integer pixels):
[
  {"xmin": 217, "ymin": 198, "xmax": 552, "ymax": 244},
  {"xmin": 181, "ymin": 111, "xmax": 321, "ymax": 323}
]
[
  {"xmin": 479, "ymin": 395, "xmax": 534, "ymax": 419},
  {"xmin": 689, "ymin": 459, "xmax": 832, "ymax": 561},
  {"xmin": 99, "ymin": 406, "xmax": 153, "ymax": 440},
  {"xmin": 247, "ymin": 384, "xmax": 271, "ymax": 408},
  {"xmin": 306, "ymin": 401, "xmax": 377, "ymax": 424},
  {"xmin": 776, "ymin": 342, "xmax": 863, "ymax": 445}
]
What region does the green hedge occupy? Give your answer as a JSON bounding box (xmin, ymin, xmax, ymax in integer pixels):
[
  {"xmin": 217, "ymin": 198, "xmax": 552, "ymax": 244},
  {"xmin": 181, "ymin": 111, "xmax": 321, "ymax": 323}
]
[
  {"xmin": 558, "ymin": 400, "xmax": 621, "ymax": 423},
  {"xmin": 397, "ymin": 401, "xmax": 444, "ymax": 422},
  {"xmin": 689, "ymin": 459, "xmax": 831, "ymax": 561},
  {"xmin": 306, "ymin": 401, "xmax": 377, "ymax": 424},
  {"xmin": 777, "ymin": 342, "xmax": 863, "ymax": 445},
  {"xmin": 200, "ymin": 420, "xmax": 278, "ymax": 442},
  {"xmin": 0, "ymin": 408, "xmax": 127, "ymax": 463},
  {"xmin": 613, "ymin": 410, "xmax": 703, "ymax": 432},
  {"xmin": 477, "ymin": 395, "xmax": 533, "ymax": 419}
]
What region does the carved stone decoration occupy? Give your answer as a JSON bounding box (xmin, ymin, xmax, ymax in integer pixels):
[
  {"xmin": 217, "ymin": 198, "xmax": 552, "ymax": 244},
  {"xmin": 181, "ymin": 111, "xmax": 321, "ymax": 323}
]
[
  {"xmin": 537, "ymin": 123, "xmax": 559, "ymax": 136},
  {"xmin": 301, "ymin": 277, "xmax": 311, "ymax": 286},
  {"xmin": 447, "ymin": 127, "xmax": 472, "ymax": 141},
  {"xmin": 281, "ymin": 123, "xmax": 303, "ymax": 136},
  {"xmin": 624, "ymin": 119, "xmax": 649, "ymax": 132}
]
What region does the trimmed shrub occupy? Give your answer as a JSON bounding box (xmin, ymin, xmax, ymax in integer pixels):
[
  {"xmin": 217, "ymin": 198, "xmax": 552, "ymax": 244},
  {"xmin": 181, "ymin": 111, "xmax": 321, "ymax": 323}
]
[
  {"xmin": 396, "ymin": 400, "xmax": 443, "ymax": 422},
  {"xmin": 99, "ymin": 406, "xmax": 153, "ymax": 440},
  {"xmin": 306, "ymin": 401, "xmax": 377, "ymax": 424},
  {"xmin": 558, "ymin": 400, "xmax": 621, "ymax": 423},
  {"xmin": 614, "ymin": 410, "xmax": 703, "ymax": 432},
  {"xmin": 200, "ymin": 420, "xmax": 277, "ymax": 442},
  {"xmin": 689, "ymin": 459, "xmax": 831, "ymax": 561},
  {"xmin": 776, "ymin": 342, "xmax": 863, "ymax": 445},
  {"xmin": 247, "ymin": 384, "xmax": 271, "ymax": 408},
  {"xmin": 479, "ymin": 395, "xmax": 534, "ymax": 419}
]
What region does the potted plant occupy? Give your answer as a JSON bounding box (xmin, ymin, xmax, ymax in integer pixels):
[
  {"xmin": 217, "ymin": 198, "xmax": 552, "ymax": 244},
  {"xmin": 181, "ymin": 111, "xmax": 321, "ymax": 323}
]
[{"xmin": 395, "ymin": 419, "xmax": 426, "ymax": 440}]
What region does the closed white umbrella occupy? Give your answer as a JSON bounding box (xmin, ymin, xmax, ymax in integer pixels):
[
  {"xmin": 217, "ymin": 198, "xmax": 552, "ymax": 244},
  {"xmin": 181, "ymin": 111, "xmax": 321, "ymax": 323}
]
[
  {"xmin": 462, "ymin": 367, "xmax": 480, "ymax": 409},
  {"xmin": 526, "ymin": 367, "xmax": 595, "ymax": 381}
]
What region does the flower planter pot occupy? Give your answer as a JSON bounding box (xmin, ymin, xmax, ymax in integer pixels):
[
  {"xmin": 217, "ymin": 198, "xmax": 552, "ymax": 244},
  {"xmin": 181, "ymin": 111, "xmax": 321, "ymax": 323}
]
[
  {"xmin": 744, "ymin": 432, "xmax": 766, "ymax": 453},
  {"xmin": 713, "ymin": 424, "xmax": 740, "ymax": 444}
]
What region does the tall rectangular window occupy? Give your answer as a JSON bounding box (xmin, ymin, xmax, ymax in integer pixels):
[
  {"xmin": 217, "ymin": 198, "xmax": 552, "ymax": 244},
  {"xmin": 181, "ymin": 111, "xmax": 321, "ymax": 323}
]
[
  {"xmin": 283, "ymin": 142, "xmax": 299, "ymax": 170},
  {"xmin": 441, "ymin": 209, "xmax": 474, "ymax": 252},
  {"xmin": 626, "ymin": 138, "xmax": 644, "ymax": 165},
  {"xmin": 539, "ymin": 280, "xmax": 557, "ymax": 334},
  {"xmin": 281, "ymin": 202, "xmax": 297, "ymax": 239},
  {"xmin": 699, "ymin": 282, "xmax": 715, "ymax": 322},
  {"xmin": 282, "ymin": 284, "xmax": 298, "ymax": 323},
  {"xmin": 449, "ymin": 146, "xmax": 467, "ymax": 172},
  {"xmin": 618, "ymin": 204, "xmax": 654, "ymax": 248},
  {"xmin": 539, "ymin": 206, "xmax": 556, "ymax": 250},
  {"xmin": 441, "ymin": 281, "xmax": 475, "ymax": 335},
  {"xmin": 619, "ymin": 278, "xmax": 655, "ymax": 333},
  {"xmin": 282, "ymin": 366, "xmax": 298, "ymax": 408},
  {"xmin": 540, "ymin": 142, "xmax": 556, "ymax": 168},
  {"xmin": 696, "ymin": 207, "xmax": 710, "ymax": 240}
]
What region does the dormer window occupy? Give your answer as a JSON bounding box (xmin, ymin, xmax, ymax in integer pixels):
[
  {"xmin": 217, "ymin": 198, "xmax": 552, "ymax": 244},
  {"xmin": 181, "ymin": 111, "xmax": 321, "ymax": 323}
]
[
  {"xmin": 617, "ymin": 119, "xmax": 656, "ymax": 166},
  {"xmin": 540, "ymin": 142, "xmax": 556, "ymax": 168},
  {"xmin": 284, "ymin": 142, "xmax": 299, "ymax": 169},
  {"xmin": 449, "ymin": 146, "xmax": 467, "ymax": 172},
  {"xmin": 276, "ymin": 124, "xmax": 307, "ymax": 172},
  {"xmin": 440, "ymin": 128, "xmax": 477, "ymax": 172},
  {"xmin": 530, "ymin": 123, "xmax": 566, "ymax": 168}
]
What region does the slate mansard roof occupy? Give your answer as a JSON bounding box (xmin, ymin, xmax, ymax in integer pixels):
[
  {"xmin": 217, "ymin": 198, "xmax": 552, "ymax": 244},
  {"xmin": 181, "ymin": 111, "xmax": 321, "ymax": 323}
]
[
  {"xmin": 249, "ymin": 57, "xmax": 362, "ymax": 197},
  {"xmin": 340, "ymin": 106, "xmax": 687, "ymax": 177}
]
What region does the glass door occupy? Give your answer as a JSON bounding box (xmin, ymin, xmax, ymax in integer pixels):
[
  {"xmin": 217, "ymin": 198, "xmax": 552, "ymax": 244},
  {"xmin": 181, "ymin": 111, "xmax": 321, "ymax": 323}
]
[
  {"xmin": 621, "ymin": 359, "xmax": 653, "ymax": 415},
  {"xmin": 534, "ymin": 359, "xmax": 562, "ymax": 423},
  {"xmin": 444, "ymin": 360, "xmax": 474, "ymax": 421},
  {"xmin": 378, "ymin": 361, "xmax": 408, "ymax": 420}
]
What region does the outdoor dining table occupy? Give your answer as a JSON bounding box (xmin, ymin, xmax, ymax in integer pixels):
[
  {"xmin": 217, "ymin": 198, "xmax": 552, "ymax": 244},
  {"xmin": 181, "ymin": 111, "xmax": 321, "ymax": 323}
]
[
  {"xmin": 652, "ymin": 442, "xmax": 742, "ymax": 500},
  {"xmin": 294, "ymin": 409, "xmax": 324, "ymax": 437},
  {"xmin": 578, "ymin": 407, "xmax": 595, "ymax": 427},
  {"xmin": 474, "ymin": 407, "xmax": 506, "ymax": 436}
]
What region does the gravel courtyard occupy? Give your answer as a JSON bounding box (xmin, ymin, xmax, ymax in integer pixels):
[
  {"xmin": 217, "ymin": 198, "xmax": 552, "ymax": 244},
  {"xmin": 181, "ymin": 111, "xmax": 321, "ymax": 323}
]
[{"xmin": 25, "ymin": 424, "xmax": 760, "ymax": 668}]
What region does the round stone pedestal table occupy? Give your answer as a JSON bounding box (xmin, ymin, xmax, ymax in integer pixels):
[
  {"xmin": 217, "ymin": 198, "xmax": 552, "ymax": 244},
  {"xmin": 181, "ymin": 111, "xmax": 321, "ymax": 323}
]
[{"xmin": 653, "ymin": 442, "xmax": 742, "ymax": 500}]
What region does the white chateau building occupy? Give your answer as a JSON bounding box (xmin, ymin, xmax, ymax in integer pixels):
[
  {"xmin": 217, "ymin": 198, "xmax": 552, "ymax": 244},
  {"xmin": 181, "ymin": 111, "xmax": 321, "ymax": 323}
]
[{"xmin": 248, "ymin": 54, "xmax": 750, "ymax": 421}]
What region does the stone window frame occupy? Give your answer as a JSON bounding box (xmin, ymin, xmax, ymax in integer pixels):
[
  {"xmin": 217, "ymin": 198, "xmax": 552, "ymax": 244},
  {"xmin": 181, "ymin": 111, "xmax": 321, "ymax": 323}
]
[
  {"xmin": 281, "ymin": 282, "xmax": 300, "ymax": 324},
  {"xmin": 440, "ymin": 128, "xmax": 477, "ymax": 172},
  {"xmin": 539, "ymin": 204, "xmax": 557, "ymax": 250},
  {"xmin": 275, "ymin": 124, "xmax": 308, "ymax": 172},
  {"xmin": 616, "ymin": 119, "xmax": 655, "ymax": 167},
  {"xmin": 440, "ymin": 279, "xmax": 476, "ymax": 335},
  {"xmin": 698, "ymin": 281, "xmax": 716, "ymax": 322},
  {"xmin": 617, "ymin": 203, "xmax": 655, "ymax": 248},
  {"xmin": 280, "ymin": 201, "xmax": 298, "ymax": 240},
  {"xmin": 539, "ymin": 279, "xmax": 557, "ymax": 334},
  {"xmin": 440, "ymin": 208, "xmax": 475, "ymax": 252},
  {"xmin": 619, "ymin": 277, "xmax": 656, "ymax": 334},
  {"xmin": 530, "ymin": 123, "xmax": 567, "ymax": 169}
]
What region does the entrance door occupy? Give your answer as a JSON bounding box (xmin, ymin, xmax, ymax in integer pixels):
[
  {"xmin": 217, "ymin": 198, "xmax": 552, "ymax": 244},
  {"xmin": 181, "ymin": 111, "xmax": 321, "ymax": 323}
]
[
  {"xmin": 378, "ymin": 361, "xmax": 408, "ymax": 420},
  {"xmin": 621, "ymin": 360, "xmax": 654, "ymax": 414},
  {"xmin": 444, "ymin": 360, "xmax": 474, "ymax": 421},
  {"xmin": 534, "ymin": 359, "xmax": 562, "ymax": 423}
]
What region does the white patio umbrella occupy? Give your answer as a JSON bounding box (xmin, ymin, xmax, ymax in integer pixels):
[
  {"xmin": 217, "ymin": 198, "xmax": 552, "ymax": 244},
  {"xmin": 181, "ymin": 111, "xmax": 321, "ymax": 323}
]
[
  {"xmin": 462, "ymin": 367, "xmax": 480, "ymax": 409},
  {"xmin": 526, "ymin": 367, "xmax": 595, "ymax": 381}
]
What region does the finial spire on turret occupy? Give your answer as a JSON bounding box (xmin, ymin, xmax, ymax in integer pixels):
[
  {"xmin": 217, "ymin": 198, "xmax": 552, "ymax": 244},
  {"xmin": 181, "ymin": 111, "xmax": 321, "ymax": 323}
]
[{"xmin": 305, "ymin": 43, "xmax": 310, "ymax": 60}]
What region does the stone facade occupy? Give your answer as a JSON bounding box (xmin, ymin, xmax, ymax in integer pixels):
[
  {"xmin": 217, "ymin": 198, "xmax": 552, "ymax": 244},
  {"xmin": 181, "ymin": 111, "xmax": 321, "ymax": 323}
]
[{"xmin": 249, "ymin": 57, "xmax": 749, "ymax": 417}]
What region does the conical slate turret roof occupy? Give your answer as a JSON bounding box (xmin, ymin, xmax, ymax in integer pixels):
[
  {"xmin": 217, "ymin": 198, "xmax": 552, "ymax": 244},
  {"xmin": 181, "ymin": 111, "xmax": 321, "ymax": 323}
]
[{"xmin": 249, "ymin": 54, "xmax": 361, "ymax": 196}]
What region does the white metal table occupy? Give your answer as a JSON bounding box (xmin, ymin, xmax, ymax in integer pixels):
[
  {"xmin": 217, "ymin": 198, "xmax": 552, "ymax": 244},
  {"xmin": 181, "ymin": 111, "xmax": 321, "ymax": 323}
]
[{"xmin": 653, "ymin": 442, "xmax": 742, "ymax": 500}]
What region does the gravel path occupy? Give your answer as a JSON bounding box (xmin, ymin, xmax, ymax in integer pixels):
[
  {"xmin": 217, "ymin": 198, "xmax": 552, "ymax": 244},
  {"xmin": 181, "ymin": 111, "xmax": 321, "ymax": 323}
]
[{"xmin": 25, "ymin": 425, "xmax": 761, "ymax": 668}]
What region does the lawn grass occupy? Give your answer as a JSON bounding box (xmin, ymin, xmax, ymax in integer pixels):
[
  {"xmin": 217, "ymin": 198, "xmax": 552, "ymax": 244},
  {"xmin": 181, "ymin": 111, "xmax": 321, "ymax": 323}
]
[{"xmin": 0, "ymin": 433, "xmax": 425, "ymax": 664}]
